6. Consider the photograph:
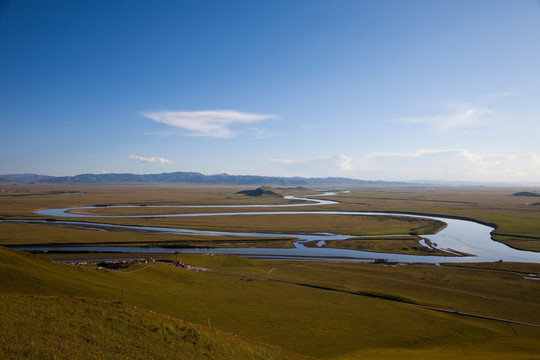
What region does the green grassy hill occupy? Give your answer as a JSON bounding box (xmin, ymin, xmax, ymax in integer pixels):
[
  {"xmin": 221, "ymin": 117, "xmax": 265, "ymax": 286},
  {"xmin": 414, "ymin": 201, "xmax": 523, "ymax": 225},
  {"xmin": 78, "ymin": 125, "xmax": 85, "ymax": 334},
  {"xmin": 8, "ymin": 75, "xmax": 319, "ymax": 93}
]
[
  {"xmin": 1, "ymin": 247, "xmax": 540, "ymax": 359},
  {"xmin": 0, "ymin": 248, "xmax": 310, "ymax": 360},
  {"xmin": 0, "ymin": 295, "xmax": 308, "ymax": 360}
]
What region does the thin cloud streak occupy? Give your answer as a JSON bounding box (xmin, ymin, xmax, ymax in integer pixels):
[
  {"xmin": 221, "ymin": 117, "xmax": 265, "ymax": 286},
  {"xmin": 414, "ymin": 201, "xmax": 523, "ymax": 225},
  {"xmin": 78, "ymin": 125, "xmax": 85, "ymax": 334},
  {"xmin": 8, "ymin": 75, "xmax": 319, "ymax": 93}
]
[
  {"xmin": 269, "ymin": 154, "xmax": 354, "ymax": 176},
  {"xmin": 365, "ymin": 149, "xmax": 540, "ymax": 181},
  {"xmin": 143, "ymin": 130, "xmax": 176, "ymax": 137},
  {"xmin": 142, "ymin": 110, "xmax": 276, "ymax": 138},
  {"xmin": 129, "ymin": 155, "xmax": 172, "ymax": 164},
  {"xmin": 269, "ymin": 156, "xmax": 329, "ymax": 164},
  {"xmin": 393, "ymin": 105, "xmax": 490, "ymax": 131}
]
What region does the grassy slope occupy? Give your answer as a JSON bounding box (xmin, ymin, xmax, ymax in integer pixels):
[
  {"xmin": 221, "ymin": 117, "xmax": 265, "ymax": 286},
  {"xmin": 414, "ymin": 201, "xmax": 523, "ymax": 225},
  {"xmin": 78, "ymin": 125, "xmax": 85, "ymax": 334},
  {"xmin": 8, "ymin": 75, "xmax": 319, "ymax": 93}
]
[
  {"xmin": 0, "ymin": 248, "xmax": 310, "ymax": 360},
  {"xmin": 1, "ymin": 248, "xmax": 540, "ymax": 359},
  {"xmin": 0, "ymin": 295, "xmax": 309, "ymax": 360},
  {"xmin": 182, "ymin": 254, "xmax": 540, "ymax": 325}
]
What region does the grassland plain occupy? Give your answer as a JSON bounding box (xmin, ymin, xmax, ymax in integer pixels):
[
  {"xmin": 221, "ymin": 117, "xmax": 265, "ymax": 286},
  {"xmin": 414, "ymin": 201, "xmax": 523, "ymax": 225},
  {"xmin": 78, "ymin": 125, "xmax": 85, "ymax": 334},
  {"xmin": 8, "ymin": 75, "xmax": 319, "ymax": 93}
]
[
  {"xmin": 48, "ymin": 213, "xmax": 442, "ymax": 236},
  {"xmin": 2, "ymin": 183, "xmax": 539, "ymax": 251},
  {"xmin": 313, "ymin": 186, "xmax": 540, "ymax": 252},
  {"xmin": 319, "ymin": 236, "xmax": 450, "ymax": 256},
  {"xmin": 0, "ymin": 183, "xmax": 445, "ymax": 255},
  {"xmin": 2, "ymin": 184, "xmax": 540, "ymax": 358},
  {"xmin": 0, "ymin": 222, "xmax": 296, "ymax": 249}
]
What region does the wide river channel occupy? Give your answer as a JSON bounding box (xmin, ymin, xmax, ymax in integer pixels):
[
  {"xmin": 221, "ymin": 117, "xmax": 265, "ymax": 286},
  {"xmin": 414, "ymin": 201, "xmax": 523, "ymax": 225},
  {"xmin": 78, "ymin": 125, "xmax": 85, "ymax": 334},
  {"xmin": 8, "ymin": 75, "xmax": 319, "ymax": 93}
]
[{"xmin": 10, "ymin": 192, "xmax": 540, "ymax": 264}]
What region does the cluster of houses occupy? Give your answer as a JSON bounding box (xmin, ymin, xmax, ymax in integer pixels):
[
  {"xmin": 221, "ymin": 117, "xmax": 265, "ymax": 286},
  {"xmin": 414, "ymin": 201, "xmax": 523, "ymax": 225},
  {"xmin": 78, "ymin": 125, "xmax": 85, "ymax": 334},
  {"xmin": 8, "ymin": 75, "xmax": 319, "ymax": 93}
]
[
  {"xmin": 171, "ymin": 261, "xmax": 208, "ymax": 272},
  {"xmin": 65, "ymin": 256, "xmax": 210, "ymax": 272},
  {"xmin": 67, "ymin": 258, "xmax": 155, "ymax": 269}
]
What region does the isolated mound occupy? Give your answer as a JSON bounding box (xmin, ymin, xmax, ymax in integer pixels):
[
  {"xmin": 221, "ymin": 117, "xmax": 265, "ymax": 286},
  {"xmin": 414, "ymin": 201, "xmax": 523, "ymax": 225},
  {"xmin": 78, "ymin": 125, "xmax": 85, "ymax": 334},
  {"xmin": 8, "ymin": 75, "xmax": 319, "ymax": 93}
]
[
  {"xmin": 512, "ymin": 191, "xmax": 540, "ymax": 197},
  {"xmin": 236, "ymin": 186, "xmax": 281, "ymax": 198}
]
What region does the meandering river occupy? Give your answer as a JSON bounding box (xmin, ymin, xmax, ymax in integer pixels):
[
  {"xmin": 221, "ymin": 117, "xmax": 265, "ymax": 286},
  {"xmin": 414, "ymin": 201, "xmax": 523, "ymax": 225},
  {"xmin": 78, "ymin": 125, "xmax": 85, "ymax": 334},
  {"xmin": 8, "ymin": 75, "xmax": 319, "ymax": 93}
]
[{"xmin": 10, "ymin": 192, "xmax": 540, "ymax": 263}]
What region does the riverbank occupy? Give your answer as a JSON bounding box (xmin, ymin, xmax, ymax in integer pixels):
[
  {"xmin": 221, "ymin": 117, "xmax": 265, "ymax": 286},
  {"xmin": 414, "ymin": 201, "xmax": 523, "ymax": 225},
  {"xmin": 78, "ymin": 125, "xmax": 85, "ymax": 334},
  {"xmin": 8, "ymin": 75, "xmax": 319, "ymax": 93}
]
[{"xmin": 17, "ymin": 209, "xmax": 540, "ymax": 263}]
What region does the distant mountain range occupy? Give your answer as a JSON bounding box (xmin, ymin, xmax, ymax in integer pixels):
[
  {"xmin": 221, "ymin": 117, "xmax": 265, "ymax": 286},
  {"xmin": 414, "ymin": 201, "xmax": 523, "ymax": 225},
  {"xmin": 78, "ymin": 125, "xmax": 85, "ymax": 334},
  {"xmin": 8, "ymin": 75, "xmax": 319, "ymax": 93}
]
[{"xmin": 0, "ymin": 172, "xmax": 404, "ymax": 186}]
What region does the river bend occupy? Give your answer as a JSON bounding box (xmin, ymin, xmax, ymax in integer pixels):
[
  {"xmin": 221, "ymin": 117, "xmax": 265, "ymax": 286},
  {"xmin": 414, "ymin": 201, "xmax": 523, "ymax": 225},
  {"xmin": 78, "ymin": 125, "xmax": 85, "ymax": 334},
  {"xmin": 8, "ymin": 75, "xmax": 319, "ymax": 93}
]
[{"xmin": 13, "ymin": 192, "xmax": 540, "ymax": 263}]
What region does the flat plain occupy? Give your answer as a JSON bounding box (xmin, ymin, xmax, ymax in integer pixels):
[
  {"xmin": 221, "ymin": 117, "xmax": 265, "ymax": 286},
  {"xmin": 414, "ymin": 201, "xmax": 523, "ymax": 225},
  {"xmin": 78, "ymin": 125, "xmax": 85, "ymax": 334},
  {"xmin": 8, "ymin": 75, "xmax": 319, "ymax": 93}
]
[{"xmin": 1, "ymin": 183, "xmax": 540, "ymax": 359}]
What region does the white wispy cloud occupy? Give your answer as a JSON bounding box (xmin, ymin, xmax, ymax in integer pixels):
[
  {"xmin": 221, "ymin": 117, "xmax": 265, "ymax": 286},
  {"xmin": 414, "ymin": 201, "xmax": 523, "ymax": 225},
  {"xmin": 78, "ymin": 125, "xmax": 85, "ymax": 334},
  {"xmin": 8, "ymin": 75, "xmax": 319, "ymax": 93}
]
[
  {"xmin": 143, "ymin": 130, "xmax": 176, "ymax": 137},
  {"xmin": 142, "ymin": 110, "xmax": 276, "ymax": 138},
  {"xmin": 246, "ymin": 127, "xmax": 279, "ymax": 139},
  {"xmin": 393, "ymin": 105, "xmax": 490, "ymax": 131},
  {"xmin": 270, "ymin": 156, "xmax": 328, "ymax": 165},
  {"xmin": 337, "ymin": 154, "xmax": 353, "ymax": 171},
  {"xmin": 480, "ymin": 91, "xmax": 520, "ymax": 102},
  {"xmin": 269, "ymin": 154, "xmax": 354, "ymax": 176},
  {"xmin": 129, "ymin": 155, "xmax": 172, "ymax": 164},
  {"xmin": 366, "ymin": 149, "xmax": 540, "ymax": 181}
]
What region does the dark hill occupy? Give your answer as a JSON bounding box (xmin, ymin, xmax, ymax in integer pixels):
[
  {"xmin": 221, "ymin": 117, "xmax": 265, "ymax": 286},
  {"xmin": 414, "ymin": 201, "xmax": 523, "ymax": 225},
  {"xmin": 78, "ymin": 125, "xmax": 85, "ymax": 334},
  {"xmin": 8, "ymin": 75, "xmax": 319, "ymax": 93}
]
[
  {"xmin": 236, "ymin": 186, "xmax": 281, "ymax": 197},
  {"xmin": 512, "ymin": 191, "xmax": 540, "ymax": 197}
]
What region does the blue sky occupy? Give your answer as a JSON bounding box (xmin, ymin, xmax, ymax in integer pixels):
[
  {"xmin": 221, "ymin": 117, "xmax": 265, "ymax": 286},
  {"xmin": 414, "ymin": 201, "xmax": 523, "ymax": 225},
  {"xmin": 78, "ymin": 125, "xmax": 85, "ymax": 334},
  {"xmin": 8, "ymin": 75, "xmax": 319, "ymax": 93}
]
[{"xmin": 1, "ymin": 0, "xmax": 540, "ymax": 183}]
